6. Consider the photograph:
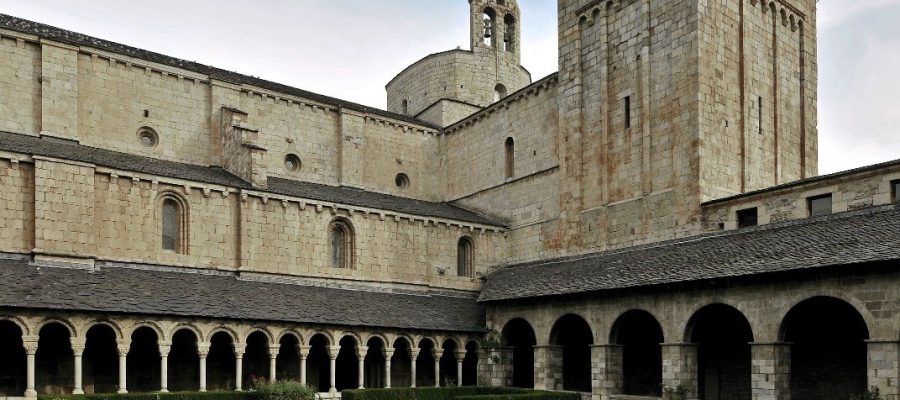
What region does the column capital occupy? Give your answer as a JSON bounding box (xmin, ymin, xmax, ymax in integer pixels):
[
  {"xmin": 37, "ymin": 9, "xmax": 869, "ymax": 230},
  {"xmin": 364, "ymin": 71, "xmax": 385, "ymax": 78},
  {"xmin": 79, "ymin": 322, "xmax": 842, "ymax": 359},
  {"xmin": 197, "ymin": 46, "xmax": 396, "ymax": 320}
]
[
  {"xmin": 22, "ymin": 337, "xmax": 39, "ymax": 355},
  {"xmin": 298, "ymin": 345, "xmax": 311, "ymax": 359},
  {"xmin": 268, "ymin": 345, "xmax": 280, "ymax": 358},
  {"xmin": 159, "ymin": 342, "xmax": 172, "ymax": 356},
  {"xmin": 454, "ymin": 350, "xmax": 467, "ymax": 362},
  {"xmin": 233, "ymin": 343, "xmax": 246, "ymax": 358},
  {"xmin": 328, "ymin": 345, "xmax": 341, "ymax": 360},
  {"xmin": 409, "ymin": 348, "xmax": 421, "ymax": 360},
  {"xmin": 356, "ymin": 345, "xmax": 369, "ymax": 360},
  {"xmin": 383, "ymin": 348, "xmax": 395, "ymax": 359},
  {"xmin": 70, "ymin": 338, "xmax": 86, "ymax": 355},
  {"xmin": 197, "ymin": 343, "xmax": 211, "ymax": 357},
  {"xmin": 433, "ymin": 348, "xmax": 444, "ymax": 358},
  {"xmin": 116, "ymin": 340, "xmax": 131, "ymax": 356}
]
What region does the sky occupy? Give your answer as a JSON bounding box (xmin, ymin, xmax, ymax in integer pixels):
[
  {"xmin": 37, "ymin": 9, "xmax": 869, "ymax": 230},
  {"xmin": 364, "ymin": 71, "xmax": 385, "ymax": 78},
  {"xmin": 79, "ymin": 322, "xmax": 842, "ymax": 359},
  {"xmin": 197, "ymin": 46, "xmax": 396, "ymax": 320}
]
[{"xmin": 0, "ymin": 0, "xmax": 897, "ymax": 174}]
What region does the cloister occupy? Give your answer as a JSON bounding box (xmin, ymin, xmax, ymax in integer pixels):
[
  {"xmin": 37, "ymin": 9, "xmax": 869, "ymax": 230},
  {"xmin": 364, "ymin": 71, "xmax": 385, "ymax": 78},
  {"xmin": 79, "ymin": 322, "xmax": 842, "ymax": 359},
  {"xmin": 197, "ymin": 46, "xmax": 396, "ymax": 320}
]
[{"xmin": 0, "ymin": 312, "xmax": 480, "ymax": 398}]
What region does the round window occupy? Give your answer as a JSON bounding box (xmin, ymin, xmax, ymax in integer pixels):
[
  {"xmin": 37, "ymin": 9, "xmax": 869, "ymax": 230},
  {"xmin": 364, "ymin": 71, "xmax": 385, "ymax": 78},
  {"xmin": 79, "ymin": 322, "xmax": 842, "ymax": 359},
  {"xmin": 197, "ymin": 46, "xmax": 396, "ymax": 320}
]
[
  {"xmin": 137, "ymin": 127, "xmax": 159, "ymax": 148},
  {"xmin": 395, "ymin": 173, "xmax": 410, "ymax": 189},
  {"xmin": 284, "ymin": 154, "xmax": 302, "ymax": 171}
]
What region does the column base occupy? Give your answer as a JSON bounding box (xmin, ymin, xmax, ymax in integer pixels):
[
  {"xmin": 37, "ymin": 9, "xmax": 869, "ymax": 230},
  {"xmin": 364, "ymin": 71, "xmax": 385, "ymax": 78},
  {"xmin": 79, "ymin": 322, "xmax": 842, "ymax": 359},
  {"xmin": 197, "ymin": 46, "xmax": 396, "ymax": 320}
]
[
  {"xmin": 24, "ymin": 389, "xmax": 37, "ymax": 399},
  {"xmin": 117, "ymin": 389, "xmax": 128, "ymax": 394},
  {"xmin": 72, "ymin": 389, "xmax": 85, "ymax": 395},
  {"xmin": 329, "ymin": 388, "xmax": 338, "ymax": 394},
  {"xmin": 199, "ymin": 388, "xmax": 207, "ymax": 393},
  {"xmin": 160, "ymin": 389, "xmax": 169, "ymax": 393}
]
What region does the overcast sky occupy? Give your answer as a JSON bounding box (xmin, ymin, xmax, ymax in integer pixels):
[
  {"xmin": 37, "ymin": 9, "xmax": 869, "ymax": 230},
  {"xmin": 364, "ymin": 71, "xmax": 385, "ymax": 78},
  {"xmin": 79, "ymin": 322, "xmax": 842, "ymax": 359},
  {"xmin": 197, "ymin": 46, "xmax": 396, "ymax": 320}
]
[{"xmin": 1, "ymin": 0, "xmax": 897, "ymax": 174}]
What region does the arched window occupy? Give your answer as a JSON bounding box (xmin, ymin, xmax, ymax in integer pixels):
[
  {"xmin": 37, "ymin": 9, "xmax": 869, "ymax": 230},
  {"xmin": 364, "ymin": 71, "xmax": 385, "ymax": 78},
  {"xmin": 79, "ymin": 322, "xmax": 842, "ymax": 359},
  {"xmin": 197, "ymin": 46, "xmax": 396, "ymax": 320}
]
[
  {"xmin": 504, "ymin": 137, "xmax": 515, "ymax": 179},
  {"xmin": 457, "ymin": 237, "xmax": 474, "ymax": 277},
  {"xmin": 160, "ymin": 196, "xmax": 187, "ymax": 254},
  {"xmin": 329, "ymin": 218, "xmax": 355, "ymax": 269},
  {"xmin": 401, "ymin": 99, "xmax": 409, "ymax": 115},
  {"xmin": 503, "ymin": 14, "xmax": 516, "ymax": 52},
  {"xmin": 483, "ymin": 8, "xmax": 497, "ymax": 46},
  {"xmin": 494, "ymin": 83, "xmax": 508, "ymax": 102}
]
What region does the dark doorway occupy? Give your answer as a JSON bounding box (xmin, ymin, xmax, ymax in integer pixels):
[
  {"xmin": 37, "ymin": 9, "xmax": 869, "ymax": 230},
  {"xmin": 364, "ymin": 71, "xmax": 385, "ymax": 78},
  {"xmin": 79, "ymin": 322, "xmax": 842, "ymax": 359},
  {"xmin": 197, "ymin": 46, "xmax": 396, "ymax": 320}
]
[
  {"xmin": 688, "ymin": 304, "xmax": 754, "ymax": 400},
  {"xmin": 611, "ymin": 310, "xmax": 664, "ymax": 397},
  {"xmin": 501, "ymin": 318, "xmax": 536, "ymax": 388},
  {"xmin": 550, "ymin": 314, "xmax": 594, "ymax": 392}
]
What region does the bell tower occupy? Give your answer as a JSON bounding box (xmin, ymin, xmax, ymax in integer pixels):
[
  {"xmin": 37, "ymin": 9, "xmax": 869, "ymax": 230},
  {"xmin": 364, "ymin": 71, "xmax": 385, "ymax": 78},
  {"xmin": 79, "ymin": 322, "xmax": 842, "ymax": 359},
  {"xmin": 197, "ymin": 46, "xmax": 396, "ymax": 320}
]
[{"xmin": 470, "ymin": 0, "xmax": 521, "ymax": 63}]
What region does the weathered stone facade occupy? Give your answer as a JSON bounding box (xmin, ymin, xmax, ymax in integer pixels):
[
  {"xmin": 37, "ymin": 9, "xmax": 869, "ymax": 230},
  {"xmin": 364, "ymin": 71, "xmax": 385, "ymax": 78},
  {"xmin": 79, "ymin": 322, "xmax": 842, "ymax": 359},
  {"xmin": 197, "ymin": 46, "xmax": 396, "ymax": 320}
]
[{"xmin": 0, "ymin": 0, "xmax": 897, "ymax": 399}]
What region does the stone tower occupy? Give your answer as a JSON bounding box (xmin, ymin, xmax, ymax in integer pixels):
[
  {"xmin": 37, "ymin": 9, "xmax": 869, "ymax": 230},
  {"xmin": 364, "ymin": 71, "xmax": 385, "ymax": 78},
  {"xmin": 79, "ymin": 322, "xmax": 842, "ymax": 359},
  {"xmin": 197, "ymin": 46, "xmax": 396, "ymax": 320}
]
[
  {"xmin": 386, "ymin": 0, "xmax": 531, "ymax": 127},
  {"xmin": 553, "ymin": 0, "xmax": 819, "ymax": 251}
]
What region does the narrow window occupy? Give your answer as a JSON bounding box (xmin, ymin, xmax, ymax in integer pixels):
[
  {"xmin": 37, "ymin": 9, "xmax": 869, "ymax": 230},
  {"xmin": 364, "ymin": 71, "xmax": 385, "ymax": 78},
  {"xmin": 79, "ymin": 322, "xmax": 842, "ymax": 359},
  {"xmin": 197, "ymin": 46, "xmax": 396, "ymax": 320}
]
[
  {"xmin": 503, "ymin": 15, "xmax": 516, "ymax": 52},
  {"xmin": 505, "ymin": 137, "xmax": 515, "ymax": 179},
  {"xmin": 624, "ymin": 96, "xmax": 632, "ymax": 129},
  {"xmin": 330, "ymin": 219, "xmax": 355, "ymax": 269},
  {"xmin": 401, "ymin": 99, "xmax": 409, "ymax": 115},
  {"xmin": 808, "ymin": 194, "xmax": 833, "ymax": 217},
  {"xmin": 162, "ymin": 198, "xmax": 181, "ymax": 252},
  {"xmin": 893, "ymin": 180, "xmax": 900, "ymax": 203},
  {"xmin": 737, "ymin": 208, "xmax": 759, "ymax": 228},
  {"xmin": 457, "ymin": 237, "xmax": 474, "ymax": 277},
  {"xmin": 483, "ymin": 8, "xmax": 497, "ymax": 46},
  {"xmin": 494, "ymin": 83, "xmax": 508, "ymax": 102},
  {"xmin": 758, "ymin": 96, "xmax": 764, "ymax": 134}
]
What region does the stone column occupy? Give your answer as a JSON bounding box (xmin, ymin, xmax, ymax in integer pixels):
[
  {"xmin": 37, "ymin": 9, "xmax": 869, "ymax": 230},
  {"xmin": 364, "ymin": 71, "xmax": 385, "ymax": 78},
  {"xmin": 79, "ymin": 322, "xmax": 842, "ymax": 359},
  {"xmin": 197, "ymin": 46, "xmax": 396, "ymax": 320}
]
[
  {"xmin": 23, "ymin": 336, "xmax": 39, "ymax": 399},
  {"xmin": 868, "ymin": 340, "xmax": 899, "ymax": 400},
  {"xmin": 749, "ymin": 342, "xmax": 791, "ymax": 400},
  {"xmin": 71, "ymin": 339, "xmax": 86, "ymax": 395},
  {"xmin": 268, "ymin": 345, "xmax": 280, "ymax": 383},
  {"xmin": 115, "ymin": 341, "xmax": 130, "ymax": 394},
  {"xmin": 234, "ymin": 344, "xmax": 246, "ymax": 391},
  {"xmin": 410, "ymin": 348, "xmax": 420, "ymax": 388},
  {"xmin": 533, "ymin": 345, "xmax": 563, "ymax": 391},
  {"xmin": 384, "ymin": 348, "xmax": 394, "ymax": 388},
  {"xmin": 328, "ymin": 345, "xmax": 341, "ymax": 394},
  {"xmin": 159, "ymin": 341, "xmax": 172, "ymax": 393},
  {"xmin": 298, "ymin": 345, "xmax": 310, "ymax": 386},
  {"xmin": 455, "ymin": 350, "xmax": 466, "ymax": 386},
  {"xmin": 660, "ymin": 343, "xmax": 698, "ymax": 399},
  {"xmin": 591, "ymin": 344, "xmax": 624, "ymax": 399},
  {"xmin": 198, "ymin": 343, "xmax": 210, "ymax": 393},
  {"xmin": 356, "ymin": 346, "xmax": 368, "ymax": 389},
  {"xmin": 433, "ymin": 349, "xmax": 444, "ymax": 387}
]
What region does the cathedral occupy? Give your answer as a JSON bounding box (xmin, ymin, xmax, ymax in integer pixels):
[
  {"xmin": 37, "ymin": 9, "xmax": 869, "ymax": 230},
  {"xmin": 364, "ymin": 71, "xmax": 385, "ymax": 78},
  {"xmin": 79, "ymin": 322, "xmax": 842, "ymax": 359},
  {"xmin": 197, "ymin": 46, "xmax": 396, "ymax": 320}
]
[{"xmin": 0, "ymin": 0, "xmax": 899, "ymax": 399}]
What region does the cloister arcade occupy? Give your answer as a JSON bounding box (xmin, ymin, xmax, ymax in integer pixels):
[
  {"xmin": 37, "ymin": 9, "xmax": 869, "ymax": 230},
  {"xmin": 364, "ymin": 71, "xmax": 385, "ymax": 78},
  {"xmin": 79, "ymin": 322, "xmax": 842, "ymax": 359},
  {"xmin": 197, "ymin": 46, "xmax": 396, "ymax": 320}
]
[
  {"xmin": 494, "ymin": 295, "xmax": 880, "ymax": 400},
  {"xmin": 0, "ymin": 311, "xmax": 481, "ymax": 398}
]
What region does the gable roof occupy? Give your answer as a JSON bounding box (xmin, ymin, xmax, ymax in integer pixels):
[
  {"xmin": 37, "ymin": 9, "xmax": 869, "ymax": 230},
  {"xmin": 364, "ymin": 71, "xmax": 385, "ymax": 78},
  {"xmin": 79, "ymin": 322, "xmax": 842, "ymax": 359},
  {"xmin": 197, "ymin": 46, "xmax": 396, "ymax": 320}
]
[{"xmin": 479, "ymin": 205, "xmax": 900, "ymax": 302}]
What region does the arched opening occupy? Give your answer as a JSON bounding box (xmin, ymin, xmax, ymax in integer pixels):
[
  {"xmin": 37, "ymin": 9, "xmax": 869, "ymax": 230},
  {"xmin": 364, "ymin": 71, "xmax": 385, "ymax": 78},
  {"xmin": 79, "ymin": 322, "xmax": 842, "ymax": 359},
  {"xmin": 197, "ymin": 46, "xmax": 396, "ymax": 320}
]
[
  {"xmin": 687, "ymin": 304, "xmax": 753, "ymax": 400},
  {"xmin": 392, "ymin": 337, "xmax": 413, "ymax": 387},
  {"xmin": 781, "ymin": 297, "xmax": 869, "ymax": 400},
  {"xmin": 127, "ymin": 327, "xmax": 160, "ymax": 393},
  {"xmin": 276, "ymin": 335, "xmax": 301, "ymax": 382},
  {"xmin": 307, "ymin": 334, "xmax": 331, "ymax": 392},
  {"xmin": 83, "ymin": 324, "xmax": 117, "ymax": 394},
  {"xmin": 364, "ymin": 338, "xmax": 385, "ymax": 388},
  {"xmin": 494, "ymin": 83, "xmax": 508, "ymax": 102},
  {"xmin": 336, "ymin": 336, "xmax": 359, "ymax": 391},
  {"xmin": 207, "ymin": 332, "xmax": 236, "ymax": 391},
  {"xmin": 550, "ymin": 314, "xmax": 593, "ymax": 392},
  {"xmin": 244, "ymin": 331, "xmax": 270, "ymax": 384},
  {"xmin": 401, "ymin": 99, "xmax": 409, "ymax": 116},
  {"xmin": 416, "ymin": 339, "xmax": 436, "ymax": 387},
  {"xmin": 37, "ymin": 323, "xmax": 74, "ymax": 395},
  {"xmin": 0, "ymin": 321, "xmax": 25, "ymax": 396},
  {"xmin": 439, "ymin": 340, "xmax": 458, "ymax": 386},
  {"xmin": 504, "ymin": 137, "xmax": 515, "ymax": 178},
  {"xmin": 160, "ymin": 196, "xmax": 187, "ymax": 254},
  {"xmin": 329, "ymin": 218, "xmax": 355, "ymax": 269},
  {"xmin": 503, "ymin": 14, "xmax": 516, "ymax": 52},
  {"xmin": 483, "ymin": 8, "xmax": 497, "ymax": 46},
  {"xmin": 457, "ymin": 237, "xmax": 474, "ymax": 277},
  {"xmin": 501, "ymin": 318, "xmax": 536, "ymax": 388},
  {"xmin": 461, "ymin": 341, "xmax": 478, "ymax": 386},
  {"xmin": 611, "ymin": 310, "xmax": 664, "ymax": 397},
  {"xmin": 168, "ymin": 329, "xmax": 199, "ymax": 392}
]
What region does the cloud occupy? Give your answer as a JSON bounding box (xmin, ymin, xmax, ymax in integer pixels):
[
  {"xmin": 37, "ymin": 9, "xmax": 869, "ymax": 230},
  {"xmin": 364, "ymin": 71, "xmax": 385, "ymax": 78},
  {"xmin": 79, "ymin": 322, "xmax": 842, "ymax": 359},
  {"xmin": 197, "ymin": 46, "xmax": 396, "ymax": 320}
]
[{"xmin": 818, "ymin": 0, "xmax": 899, "ymax": 29}]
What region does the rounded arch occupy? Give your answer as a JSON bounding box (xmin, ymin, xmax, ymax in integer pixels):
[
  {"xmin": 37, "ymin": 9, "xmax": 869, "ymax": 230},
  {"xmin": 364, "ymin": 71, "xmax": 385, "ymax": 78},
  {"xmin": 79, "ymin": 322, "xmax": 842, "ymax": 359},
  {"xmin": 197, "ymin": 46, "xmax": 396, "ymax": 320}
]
[
  {"xmin": 157, "ymin": 190, "xmax": 190, "ymax": 254},
  {"xmin": 683, "ymin": 303, "xmax": 755, "ymax": 343},
  {"xmin": 309, "ymin": 331, "xmax": 334, "ymax": 346},
  {"xmin": 277, "ymin": 329, "xmax": 305, "ymax": 346},
  {"xmin": 83, "ymin": 319, "xmax": 124, "ymax": 341},
  {"xmin": 609, "ymin": 309, "xmax": 665, "ymax": 397},
  {"xmin": 494, "ymin": 83, "xmax": 508, "ymax": 102},
  {"xmin": 363, "ymin": 333, "xmax": 389, "ymax": 348},
  {"xmin": 501, "ymin": 318, "xmax": 536, "ymax": 389},
  {"xmin": 457, "ymin": 236, "xmax": 475, "ymax": 277},
  {"xmin": 328, "ymin": 217, "xmax": 356, "ymax": 269},
  {"xmin": 549, "ymin": 313, "xmax": 594, "ymax": 344},
  {"xmin": 441, "ymin": 336, "xmax": 463, "ymax": 351},
  {"xmin": 0, "ymin": 315, "xmax": 29, "ymax": 336},
  {"xmin": 415, "ymin": 336, "xmax": 437, "ymax": 349},
  {"xmin": 129, "ymin": 321, "xmax": 165, "ymax": 341},
  {"xmin": 549, "ymin": 314, "xmax": 594, "ymax": 392},
  {"xmin": 686, "ymin": 303, "xmax": 754, "ymax": 400},
  {"xmin": 778, "ymin": 294, "xmax": 874, "ymax": 341},
  {"xmin": 170, "ymin": 323, "xmax": 203, "ymax": 343},
  {"xmin": 504, "ymin": 136, "xmax": 515, "ymax": 178},
  {"xmin": 37, "ymin": 318, "xmax": 77, "ymax": 338},
  {"xmin": 609, "ymin": 309, "xmax": 665, "ymax": 343},
  {"xmin": 337, "ymin": 331, "xmax": 362, "ymax": 347},
  {"xmin": 206, "ymin": 326, "xmax": 239, "ymax": 344},
  {"xmin": 244, "ymin": 327, "xmax": 275, "ymax": 344}
]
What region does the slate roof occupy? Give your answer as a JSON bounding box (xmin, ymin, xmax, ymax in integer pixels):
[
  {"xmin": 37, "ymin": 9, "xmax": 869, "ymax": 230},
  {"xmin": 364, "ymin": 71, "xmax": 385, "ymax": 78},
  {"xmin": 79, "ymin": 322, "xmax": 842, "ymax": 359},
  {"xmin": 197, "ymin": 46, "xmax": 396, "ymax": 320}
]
[
  {"xmin": 0, "ymin": 258, "xmax": 485, "ymax": 333},
  {"xmin": 479, "ymin": 205, "xmax": 900, "ymax": 302},
  {"xmin": 0, "ymin": 131, "xmax": 501, "ymax": 225},
  {"xmin": 0, "ymin": 14, "xmax": 440, "ymax": 130}
]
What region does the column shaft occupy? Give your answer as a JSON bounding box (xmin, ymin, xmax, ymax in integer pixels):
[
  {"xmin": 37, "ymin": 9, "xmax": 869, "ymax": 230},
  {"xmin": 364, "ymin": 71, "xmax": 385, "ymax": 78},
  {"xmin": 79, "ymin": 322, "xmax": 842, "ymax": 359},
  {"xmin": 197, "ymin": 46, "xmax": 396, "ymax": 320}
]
[
  {"xmin": 117, "ymin": 353, "xmax": 128, "ymax": 394},
  {"xmin": 358, "ymin": 358, "xmax": 365, "ymax": 389},
  {"xmin": 456, "ymin": 360, "xmax": 463, "ymax": 387},
  {"xmin": 160, "ymin": 355, "xmax": 169, "ymax": 392},
  {"xmin": 236, "ymin": 356, "xmax": 244, "ymax": 391},
  {"xmin": 199, "ymin": 355, "xmax": 208, "ymax": 392},
  {"xmin": 269, "ymin": 356, "xmax": 277, "ymax": 383},
  {"xmin": 300, "ymin": 355, "xmax": 308, "ymax": 385},
  {"xmin": 411, "ymin": 354, "xmax": 419, "ymax": 388},
  {"xmin": 73, "ymin": 353, "xmax": 84, "ymax": 395},
  {"xmin": 434, "ymin": 359, "xmax": 441, "ymax": 387},
  {"xmin": 25, "ymin": 351, "xmax": 36, "ymax": 398},
  {"xmin": 329, "ymin": 357, "xmax": 337, "ymax": 393}
]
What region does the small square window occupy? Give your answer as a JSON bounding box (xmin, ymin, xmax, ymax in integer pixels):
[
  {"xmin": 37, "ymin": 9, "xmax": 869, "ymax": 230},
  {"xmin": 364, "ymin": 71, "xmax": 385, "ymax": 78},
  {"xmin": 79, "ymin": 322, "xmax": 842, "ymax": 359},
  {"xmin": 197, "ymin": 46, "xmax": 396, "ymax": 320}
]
[
  {"xmin": 892, "ymin": 180, "xmax": 900, "ymax": 203},
  {"xmin": 808, "ymin": 194, "xmax": 833, "ymax": 217},
  {"xmin": 737, "ymin": 208, "xmax": 758, "ymax": 228}
]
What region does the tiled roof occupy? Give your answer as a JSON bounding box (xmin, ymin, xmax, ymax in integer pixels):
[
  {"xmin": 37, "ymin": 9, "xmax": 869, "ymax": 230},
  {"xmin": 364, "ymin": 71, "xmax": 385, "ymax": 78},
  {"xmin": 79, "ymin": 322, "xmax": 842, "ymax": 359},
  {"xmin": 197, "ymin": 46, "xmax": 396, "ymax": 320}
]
[
  {"xmin": 0, "ymin": 131, "xmax": 501, "ymax": 226},
  {"xmin": 0, "ymin": 14, "xmax": 440, "ymax": 130},
  {"xmin": 479, "ymin": 205, "xmax": 900, "ymax": 302},
  {"xmin": 0, "ymin": 258, "xmax": 485, "ymax": 333}
]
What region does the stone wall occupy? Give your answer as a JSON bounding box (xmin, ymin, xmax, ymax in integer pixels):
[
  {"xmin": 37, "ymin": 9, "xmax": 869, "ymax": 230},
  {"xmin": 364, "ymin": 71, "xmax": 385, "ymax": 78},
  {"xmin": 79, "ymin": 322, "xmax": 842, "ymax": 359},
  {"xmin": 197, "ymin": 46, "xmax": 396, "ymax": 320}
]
[
  {"xmin": 0, "ymin": 158, "xmax": 34, "ymax": 253},
  {"xmin": 0, "ymin": 35, "xmax": 40, "ymax": 135},
  {"xmin": 33, "ymin": 157, "xmax": 96, "ymax": 261}
]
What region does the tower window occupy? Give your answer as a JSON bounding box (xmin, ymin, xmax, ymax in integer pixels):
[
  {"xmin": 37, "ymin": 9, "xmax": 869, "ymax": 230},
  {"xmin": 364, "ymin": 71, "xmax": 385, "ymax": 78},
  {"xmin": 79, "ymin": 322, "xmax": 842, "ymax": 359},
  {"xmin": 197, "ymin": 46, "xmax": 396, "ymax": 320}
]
[
  {"xmin": 161, "ymin": 196, "xmax": 186, "ymax": 254},
  {"xmin": 494, "ymin": 83, "xmax": 508, "ymax": 102},
  {"xmin": 892, "ymin": 180, "xmax": 900, "ymax": 203},
  {"xmin": 137, "ymin": 127, "xmax": 159, "ymax": 148},
  {"xmin": 504, "ymin": 14, "xmax": 516, "ymax": 52},
  {"xmin": 402, "ymin": 99, "xmax": 409, "ymax": 115},
  {"xmin": 624, "ymin": 96, "xmax": 632, "ymax": 129},
  {"xmin": 808, "ymin": 194, "xmax": 833, "ymax": 217},
  {"xmin": 329, "ymin": 218, "xmax": 355, "ymax": 269},
  {"xmin": 284, "ymin": 154, "xmax": 301, "ymax": 172},
  {"xmin": 737, "ymin": 208, "xmax": 758, "ymax": 228},
  {"xmin": 758, "ymin": 96, "xmax": 764, "ymax": 134},
  {"xmin": 457, "ymin": 237, "xmax": 474, "ymax": 277},
  {"xmin": 505, "ymin": 137, "xmax": 515, "ymax": 179},
  {"xmin": 483, "ymin": 8, "xmax": 497, "ymax": 46}
]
